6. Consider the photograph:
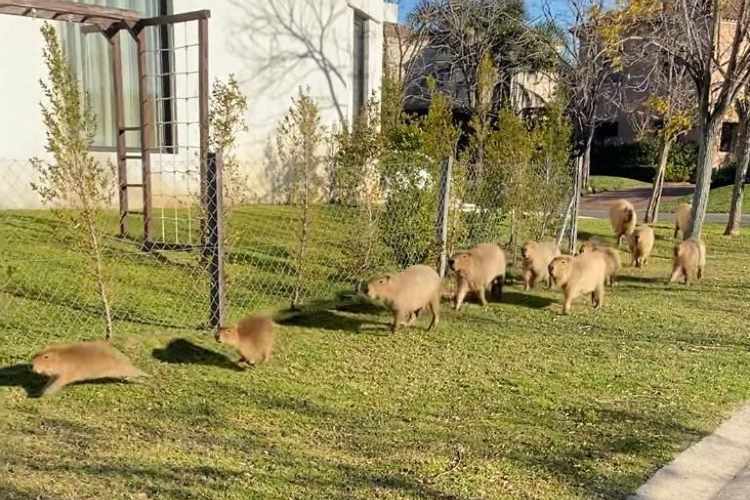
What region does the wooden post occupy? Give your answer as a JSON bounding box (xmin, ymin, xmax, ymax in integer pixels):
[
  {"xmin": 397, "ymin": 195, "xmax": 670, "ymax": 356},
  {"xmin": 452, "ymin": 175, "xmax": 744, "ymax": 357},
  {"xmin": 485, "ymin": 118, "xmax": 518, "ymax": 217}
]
[
  {"xmin": 109, "ymin": 30, "xmax": 128, "ymax": 238},
  {"xmin": 198, "ymin": 17, "xmax": 209, "ymax": 242},
  {"xmin": 436, "ymin": 156, "xmax": 453, "ymax": 278},
  {"xmin": 206, "ymin": 151, "xmax": 225, "ymax": 329},
  {"xmin": 135, "ymin": 27, "xmax": 153, "ymax": 243}
]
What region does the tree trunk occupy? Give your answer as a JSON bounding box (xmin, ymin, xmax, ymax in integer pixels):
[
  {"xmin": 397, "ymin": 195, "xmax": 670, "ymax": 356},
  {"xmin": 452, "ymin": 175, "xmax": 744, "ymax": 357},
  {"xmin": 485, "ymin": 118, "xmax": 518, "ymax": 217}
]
[
  {"xmin": 688, "ymin": 119, "xmax": 722, "ymax": 240},
  {"xmin": 724, "ymin": 120, "xmax": 750, "ymax": 236},
  {"xmin": 645, "ymin": 138, "xmax": 672, "ymax": 223},
  {"xmin": 581, "ymin": 127, "xmax": 595, "ymax": 192},
  {"xmin": 567, "ymin": 155, "xmax": 583, "ymax": 254}
]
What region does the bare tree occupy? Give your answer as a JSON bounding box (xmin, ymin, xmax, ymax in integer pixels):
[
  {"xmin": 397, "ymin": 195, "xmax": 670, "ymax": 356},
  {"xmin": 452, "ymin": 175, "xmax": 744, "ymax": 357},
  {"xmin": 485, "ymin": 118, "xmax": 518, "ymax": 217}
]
[
  {"xmin": 639, "ymin": 0, "xmax": 750, "ymax": 239},
  {"xmin": 725, "ymin": 93, "xmax": 750, "ymax": 235}
]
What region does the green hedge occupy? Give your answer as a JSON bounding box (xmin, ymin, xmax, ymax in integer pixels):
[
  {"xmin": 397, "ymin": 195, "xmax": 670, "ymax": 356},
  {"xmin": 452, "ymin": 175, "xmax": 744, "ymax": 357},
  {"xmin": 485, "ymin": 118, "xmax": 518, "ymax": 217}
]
[{"xmin": 591, "ymin": 141, "xmax": 698, "ymax": 183}]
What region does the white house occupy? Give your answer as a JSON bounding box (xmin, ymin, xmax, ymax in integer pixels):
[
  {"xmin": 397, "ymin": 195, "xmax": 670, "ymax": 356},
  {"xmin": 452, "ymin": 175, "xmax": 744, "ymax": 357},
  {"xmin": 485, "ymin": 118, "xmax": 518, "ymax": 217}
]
[{"xmin": 0, "ymin": 0, "xmax": 398, "ymax": 209}]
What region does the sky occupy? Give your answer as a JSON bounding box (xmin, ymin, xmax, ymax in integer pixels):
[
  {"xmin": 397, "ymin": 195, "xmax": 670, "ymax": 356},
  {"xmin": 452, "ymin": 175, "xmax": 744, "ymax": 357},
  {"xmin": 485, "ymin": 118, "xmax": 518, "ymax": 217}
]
[{"xmin": 397, "ymin": 0, "xmax": 573, "ymax": 23}]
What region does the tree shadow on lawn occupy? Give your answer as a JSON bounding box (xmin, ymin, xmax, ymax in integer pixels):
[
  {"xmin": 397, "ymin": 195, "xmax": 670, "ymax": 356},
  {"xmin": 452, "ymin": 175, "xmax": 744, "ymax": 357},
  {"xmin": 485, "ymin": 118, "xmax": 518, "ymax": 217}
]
[
  {"xmin": 0, "ymin": 363, "xmax": 46, "ymax": 397},
  {"xmin": 152, "ymin": 339, "xmax": 243, "ymax": 371}
]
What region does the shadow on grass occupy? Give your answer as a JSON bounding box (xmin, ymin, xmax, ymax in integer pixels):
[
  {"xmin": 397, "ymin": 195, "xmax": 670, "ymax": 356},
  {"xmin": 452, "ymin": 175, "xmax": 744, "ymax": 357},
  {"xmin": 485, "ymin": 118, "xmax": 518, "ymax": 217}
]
[
  {"xmin": 498, "ymin": 291, "xmax": 555, "ymax": 309},
  {"xmin": 616, "ymin": 275, "xmax": 665, "ymax": 285},
  {"xmin": 0, "ymin": 363, "xmax": 46, "ymax": 397},
  {"xmin": 277, "ymin": 309, "xmax": 379, "ymax": 334},
  {"xmin": 152, "ymin": 339, "xmax": 242, "ymax": 371}
]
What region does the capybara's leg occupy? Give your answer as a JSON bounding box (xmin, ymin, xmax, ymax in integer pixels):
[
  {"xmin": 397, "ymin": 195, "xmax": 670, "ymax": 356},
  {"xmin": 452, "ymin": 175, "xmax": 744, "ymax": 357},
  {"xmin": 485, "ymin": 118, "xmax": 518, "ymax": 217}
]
[
  {"xmin": 523, "ymin": 269, "xmax": 533, "ymax": 291},
  {"xmin": 477, "ymin": 286, "xmax": 487, "ymax": 306},
  {"xmin": 427, "ymin": 294, "xmax": 440, "ymax": 331},
  {"xmin": 391, "ymin": 310, "xmax": 402, "ymax": 334},
  {"xmin": 683, "ymin": 269, "xmax": 690, "ymax": 285},
  {"xmin": 594, "ymin": 285, "xmax": 604, "ymax": 309},
  {"xmin": 40, "ymin": 376, "xmax": 68, "ymax": 396},
  {"xmin": 455, "ymin": 281, "xmax": 469, "ymax": 311},
  {"xmin": 494, "ymin": 276, "xmax": 504, "ymax": 300},
  {"xmin": 697, "ymin": 266, "xmax": 704, "ymax": 280},
  {"xmin": 669, "ymin": 266, "xmax": 682, "ymax": 283},
  {"xmin": 562, "ymin": 294, "xmax": 572, "ymax": 315},
  {"xmin": 674, "ymin": 227, "xmax": 679, "ymax": 239}
]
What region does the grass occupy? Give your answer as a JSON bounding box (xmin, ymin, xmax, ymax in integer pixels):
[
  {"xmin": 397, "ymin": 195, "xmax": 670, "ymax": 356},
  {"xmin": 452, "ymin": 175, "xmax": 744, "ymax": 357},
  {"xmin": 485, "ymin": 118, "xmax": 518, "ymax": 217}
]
[
  {"xmin": 2, "ymin": 207, "xmax": 750, "ymax": 499},
  {"xmin": 662, "ymin": 184, "xmax": 750, "ymax": 213},
  {"xmin": 589, "ymin": 176, "xmax": 651, "ymax": 193}
]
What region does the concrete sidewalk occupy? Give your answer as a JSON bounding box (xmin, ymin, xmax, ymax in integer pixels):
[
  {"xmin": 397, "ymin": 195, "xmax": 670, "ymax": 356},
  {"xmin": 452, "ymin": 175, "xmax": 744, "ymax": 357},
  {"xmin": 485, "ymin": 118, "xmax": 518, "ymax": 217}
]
[{"xmin": 630, "ymin": 403, "xmax": 750, "ymax": 500}]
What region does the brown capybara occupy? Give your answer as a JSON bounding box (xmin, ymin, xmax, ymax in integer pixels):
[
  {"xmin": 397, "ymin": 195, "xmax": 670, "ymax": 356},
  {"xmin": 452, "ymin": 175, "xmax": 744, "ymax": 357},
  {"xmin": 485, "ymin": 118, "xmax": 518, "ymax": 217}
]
[
  {"xmin": 31, "ymin": 341, "xmax": 148, "ymax": 396},
  {"xmin": 449, "ymin": 243, "xmax": 506, "ymax": 311},
  {"xmin": 628, "ymin": 224, "xmax": 655, "ymax": 268},
  {"xmin": 521, "ymin": 240, "xmax": 561, "ymax": 290},
  {"xmin": 579, "ymin": 240, "xmax": 621, "ymax": 287},
  {"xmin": 674, "ymin": 203, "xmax": 693, "ymax": 239},
  {"xmin": 216, "ymin": 315, "xmax": 274, "ymax": 366},
  {"xmin": 548, "ymin": 253, "xmax": 607, "ymax": 315},
  {"xmin": 670, "ymin": 239, "xmax": 706, "ymax": 285},
  {"xmin": 609, "ymin": 199, "xmax": 637, "ymax": 246},
  {"xmin": 365, "ymin": 264, "xmax": 441, "ymax": 333}
]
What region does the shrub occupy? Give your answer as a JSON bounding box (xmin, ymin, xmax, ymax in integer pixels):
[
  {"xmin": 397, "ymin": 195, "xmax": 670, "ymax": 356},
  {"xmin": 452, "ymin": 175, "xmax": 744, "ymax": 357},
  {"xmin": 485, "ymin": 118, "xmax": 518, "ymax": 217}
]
[
  {"xmin": 590, "ymin": 142, "xmax": 657, "ymax": 182},
  {"xmin": 665, "ymin": 142, "xmax": 698, "ymax": 182}
]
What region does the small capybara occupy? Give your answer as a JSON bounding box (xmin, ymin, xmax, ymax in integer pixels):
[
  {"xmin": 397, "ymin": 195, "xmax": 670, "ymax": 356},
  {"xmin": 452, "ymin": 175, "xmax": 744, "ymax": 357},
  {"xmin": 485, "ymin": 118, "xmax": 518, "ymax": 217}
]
[
  {"xmin": 628, "ymin": 224, "xmax": 655, "ymax": 268},
  {"xmin": 579, "ymin": 240, "xmax": 621, "ymax": 287},
  {"xmin": 521, "ymin": 240, "xmax": 561, "ymax": 290},
  {"xmin": 548, "ymin": 253, "xmax": 607, "ymax": 315},
  {"xmin": 609, "ymin": 199, "xmax": 637, "ymax": 246},
  {"xmin": 31, "ymin": 341, "xmax": 148, "ymax": 396},
  {"xmin": 674, "ymin": 203, "xmax": 693, "ymax": 239},
  {"xmin": 365, "ymin": 264, "xmax": 441, "ymax": 333},
  {"xmin": 449, "ymin": 243, "xmax": 506, "ymax": 311},
  {"xmin": 670, "ymin": 239, "xmax": 706, "ymax": 285},
  {"xmin": 216, "ymin": 315, "xmax": 274, "ymax": 366}
]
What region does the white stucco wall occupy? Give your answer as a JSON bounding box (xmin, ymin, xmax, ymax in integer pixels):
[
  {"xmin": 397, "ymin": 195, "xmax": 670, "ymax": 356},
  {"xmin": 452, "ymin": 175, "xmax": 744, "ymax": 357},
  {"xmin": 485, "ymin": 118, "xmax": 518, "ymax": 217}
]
[{"xmin": 0, "ymin": 0, "xmax": 397, "ymax": 208}]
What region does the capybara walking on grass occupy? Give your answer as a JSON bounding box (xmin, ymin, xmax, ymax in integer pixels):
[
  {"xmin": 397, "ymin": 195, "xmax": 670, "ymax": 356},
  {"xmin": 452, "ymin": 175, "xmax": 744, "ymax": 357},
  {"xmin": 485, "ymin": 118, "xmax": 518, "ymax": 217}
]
[
  {"xmin": 521, "ymin": 240, "xmax": 560, "ymax": 290},
  {"xmin": 216, "ymin": 315, "xmax": 274, "ymax": 366},
  {"xmin": 670, "ymin": 239, "xmax": 706, "ymax": 285},
  {"xmin": 628, "ymin": 225, "xmax": 655, "ymax": 268},
  {"xmin": 31, "ymin": 341, "xmax": 148, "ymax": 396},
  {"xmin": 449, "ymin": 243, "xmax": 506, "ymax": 311},
  {"xmin": 579, "ymin": 240, "xmax": 621, "ymax": 287},
  {"xmin": 365, "ymin": 264, "xmax": 441, "ymax": 333},
  {"xmin": 548, "ymin": 253, "xmax": 608, "ymax": 315},
  {"xmin": 674, "ymin": 203, "xmax": 693, "ymax": 239},
  {"xmin": 609, "ymin": 199, "xmax": 637, "ymax": 246}
]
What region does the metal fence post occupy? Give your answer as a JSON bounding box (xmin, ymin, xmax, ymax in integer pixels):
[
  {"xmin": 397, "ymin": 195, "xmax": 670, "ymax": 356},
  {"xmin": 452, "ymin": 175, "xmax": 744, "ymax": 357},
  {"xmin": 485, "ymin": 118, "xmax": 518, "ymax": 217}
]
[
  {"xmin": 436, "ymin": 155, "xmax": 454, "ymax": 277},
  {"xmin": 206, "ymin": 151, "xmax": 226, "ymax": 329}
]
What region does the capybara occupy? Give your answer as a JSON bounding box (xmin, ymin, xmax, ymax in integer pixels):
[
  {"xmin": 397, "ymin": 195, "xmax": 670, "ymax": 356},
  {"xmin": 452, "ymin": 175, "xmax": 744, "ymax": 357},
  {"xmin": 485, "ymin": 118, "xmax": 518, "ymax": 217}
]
[
  {"xmin": 674, "ymin": 203, "xmax": 693, "ymax": 239},
  {"xmin": 365, "ymin": 264, "xmax": 441, "ymax": 333},
  {"xmin": 216, "ymin": 315, "xmax": 274, "ymax": 366},
  {"xmin": 31, "ymin": 341, "xmax": 148, "ymax": 396},
  {"xmin": 548, "ymin": 253, "xmax": 607, "ymax": 315},
  {"xmin": 628, "ymin": 224, "xmax": 655, "ymax": 268},
  {"xmin": 449, "ymin": 243, "xmax": 506, "ymax": 311},
  {"xmin": 609, "ymin": 199, "xmax": 637, "ymax": 246},
  {"xmin": 579, "ymin": 240, "xmax": 621, "ymax": 287},
  {"xmin": 670, "ymin": 239, "xmax": 706, "ymax": 285},
  {"xmin": 521, "ymin": 240, "xmax": 561, "ymax": 290}
]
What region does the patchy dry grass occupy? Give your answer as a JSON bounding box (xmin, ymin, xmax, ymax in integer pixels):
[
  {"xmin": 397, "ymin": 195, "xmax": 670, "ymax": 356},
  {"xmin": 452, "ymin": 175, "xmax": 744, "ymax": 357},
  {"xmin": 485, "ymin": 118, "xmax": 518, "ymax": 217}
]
[{"xmin": 1, "ymin": 211, "xmax": 750, "ymax": 499}]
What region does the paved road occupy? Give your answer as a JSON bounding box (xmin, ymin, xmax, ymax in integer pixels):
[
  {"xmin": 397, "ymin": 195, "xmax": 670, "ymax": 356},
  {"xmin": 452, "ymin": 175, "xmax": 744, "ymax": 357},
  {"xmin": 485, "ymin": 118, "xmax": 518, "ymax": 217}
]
[{"xmin": 579, "ymin": 183, "xmax": 750, "ymax": 225}]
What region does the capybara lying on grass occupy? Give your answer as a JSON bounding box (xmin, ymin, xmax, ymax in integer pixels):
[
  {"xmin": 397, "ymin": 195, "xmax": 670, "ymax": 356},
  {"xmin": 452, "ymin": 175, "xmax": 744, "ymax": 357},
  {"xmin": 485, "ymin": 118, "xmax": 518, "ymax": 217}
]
[
  {"xmin": 216, "ymin": 315, "xmax": 274, "ymax": 366},
  {"xmin": 449, "ymin": 243, "xmax": 506, "ymax": 311},
  {"xmin": 609, "ymin": 199, "xmax": 637, "ymax": 246},
  {"xmin": 32, "ymin": 341, "xmax": 148, "ymax": 396},
  {"xmin": 628, "ymin": 225, "xmax": 655, "ymax": 268},
  {"xmin": 365, "ymin": 264, "xmax": 441, "ymax": 333},
  {"xmin": 674, "ymin": 203, "xmax": 693, "ymax": 239},
  {"xmin": 579, "ymin": 240, "xmax": 621, "ymax": 287},
  {"xmin": 548, "ymin": 253, "xmax": 607, "ymax": 315},
  {"xmin": 521, "ymin": 240, "xmax": 560, "ymax": 290},
  {"xmin": 670, "ymin": 239, "xmax": 706, "ymax": 285}
]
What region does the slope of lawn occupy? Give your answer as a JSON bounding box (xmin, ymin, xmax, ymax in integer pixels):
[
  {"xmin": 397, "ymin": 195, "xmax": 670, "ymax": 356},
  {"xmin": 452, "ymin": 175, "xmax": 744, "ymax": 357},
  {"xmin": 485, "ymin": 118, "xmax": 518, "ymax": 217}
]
[
  {"xmin": 589, "ymin": 176, "xmax": 651, "ymax": 193},
  {"xmin": 662, "ymin": 184, "xmax": 750, "ymax": 213},
  {"xmin": 1, "ymin": 208, "xmax": 750, "ymax": 499}
]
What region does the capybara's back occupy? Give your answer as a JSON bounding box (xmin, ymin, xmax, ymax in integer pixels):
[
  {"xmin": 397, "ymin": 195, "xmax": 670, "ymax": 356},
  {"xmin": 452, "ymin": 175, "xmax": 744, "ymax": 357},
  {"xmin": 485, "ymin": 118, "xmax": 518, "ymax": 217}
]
[
  {"xmin": 218, "ymin": 315, "xmax": 274, "ymax": 364},
  {"xmin": 671, "ymin": 239, "xmax": 706, "ymax": 284},
  {"xmin": 674, "ymin": 203, "xmax": 693, "ymax": 239},
  {"xmin": 629, "ymin": 224, "xmax": 655, "ymax": 267},
  {"xmin": 467, "ymin": 243, "xmax": 506, "ymax": 286},
  {"xmin": 609, "ymin": 199, "xmax": 637, "ymax": 243},
  {"xmin": 365, "ymin": 265, "xmax": 441, "ymax": 332}
]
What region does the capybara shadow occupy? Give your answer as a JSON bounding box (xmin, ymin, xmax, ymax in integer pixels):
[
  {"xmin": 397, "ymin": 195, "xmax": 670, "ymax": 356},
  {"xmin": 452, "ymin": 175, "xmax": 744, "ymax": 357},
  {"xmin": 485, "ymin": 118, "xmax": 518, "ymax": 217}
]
[
  {"xmin": 0, "ymin": 363, "xmax": 47, "ymax": 397},
  {"xmin": 501, "ymin": 291, "xmax": 555, "ymax": 309},
  {"xmin": 152, "ymin": 339, "xmax": 243, "ymax": 371},
  {"xmin": 616, "ymin": 275, "xmax": 662, "ymax": 285},
  {"xmin": 277, "ymin": 310, "xmax": 372, "ymax": 333}
]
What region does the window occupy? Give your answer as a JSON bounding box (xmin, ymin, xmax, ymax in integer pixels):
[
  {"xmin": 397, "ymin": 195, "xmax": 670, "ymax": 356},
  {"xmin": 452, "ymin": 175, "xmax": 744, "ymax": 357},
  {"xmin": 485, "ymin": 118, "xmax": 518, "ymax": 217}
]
[
  {"xmin": 720, "ymin": 122, "xmax": 738, "ymax": 153},
  {"xmin": 352, "ymin": 12, "xmax": 367, "ymax": 123},
  {"xmin": 61, "ymin": 0, "xmax": 173, "ymax": 150}
]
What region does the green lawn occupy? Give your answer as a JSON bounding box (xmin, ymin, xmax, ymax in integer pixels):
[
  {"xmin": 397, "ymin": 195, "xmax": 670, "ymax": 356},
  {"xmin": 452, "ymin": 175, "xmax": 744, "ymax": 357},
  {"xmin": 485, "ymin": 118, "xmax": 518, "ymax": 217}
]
[
  {"xmin": 662, "ymin": 184, "xmax": 750, "ymax": 213},
  {"xmin": 2, "ymin": 208, "xmax": 750, "ymax": 499},
  {"xmin": 589, "ymin": 176, "xmax": 651, "ymax": 193}
]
